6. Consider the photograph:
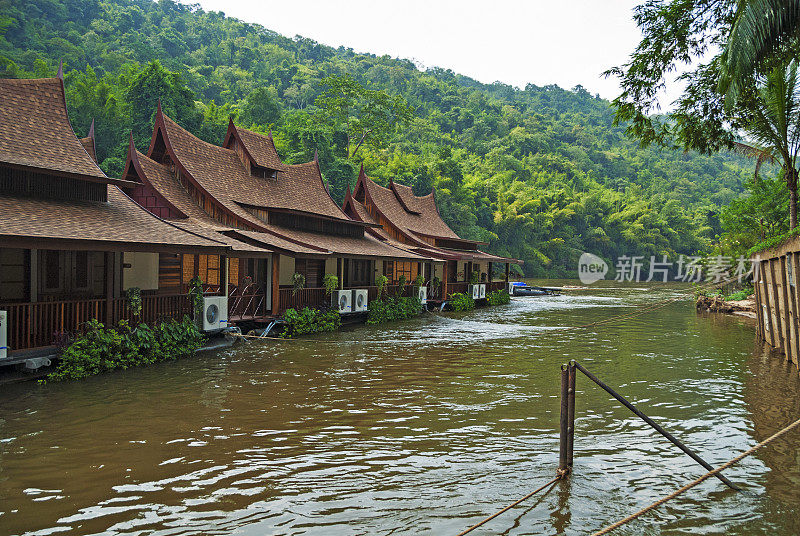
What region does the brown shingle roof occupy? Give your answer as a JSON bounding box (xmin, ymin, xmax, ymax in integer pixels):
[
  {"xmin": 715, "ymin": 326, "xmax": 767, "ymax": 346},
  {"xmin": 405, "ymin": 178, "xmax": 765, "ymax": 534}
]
[
  {"xmin": 0, "ymin": 78, "xmax": 107, "ymax": 180},
  {"xmin": 0, "ymin": 187, "xmax": 228, "ymax": 251},
  {"xmin": 79, "ymin": 119, "xmax": 96, "ymax": 162},
  {"xmin": 169, "ymin": 221, "xmax": 273, "ymax": 256},
  {"xmin": 358, "ymin": 170, "xmax": 462, "ymax": 240},
  {"xmin": 225, "ymin": 124, "xmax": 287, "ymax": 171},
  {"xmin": 254, "ymin": 221, "xmax": 428, "ymax": 259},
  {"xmin": 133, "ymin": 148, "xmax": 203, "ymax": 221},
  {"xmin": 157, "ymin": 111, "xmax": 352, "ymax": 222}
]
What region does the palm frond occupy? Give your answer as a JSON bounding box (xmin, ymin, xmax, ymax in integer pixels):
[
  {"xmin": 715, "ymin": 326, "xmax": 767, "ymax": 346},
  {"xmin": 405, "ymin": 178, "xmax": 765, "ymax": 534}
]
[{"xmin": 721, "ymin": 0, "xmax": 800, "ymax": 105}]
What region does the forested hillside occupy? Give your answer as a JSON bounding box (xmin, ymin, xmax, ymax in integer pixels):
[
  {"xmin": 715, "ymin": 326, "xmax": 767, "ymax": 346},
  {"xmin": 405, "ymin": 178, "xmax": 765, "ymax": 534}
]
[{"xmin": 0, "ymin": 0, "xmax": 755, "ymax": 275}]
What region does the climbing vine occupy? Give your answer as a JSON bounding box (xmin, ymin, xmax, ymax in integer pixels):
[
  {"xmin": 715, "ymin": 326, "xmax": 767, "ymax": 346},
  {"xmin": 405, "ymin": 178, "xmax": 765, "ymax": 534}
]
[
  {"xmin": 188, "ymin": 276, "xmax": 204, "ymax": 319},
  {"xmin": 124, "ymin": 286, "xmax": 142, "ymax": 318},
  {"xmin": 291, "ymin": 272, "xmax": 306, "ymax": 296}
]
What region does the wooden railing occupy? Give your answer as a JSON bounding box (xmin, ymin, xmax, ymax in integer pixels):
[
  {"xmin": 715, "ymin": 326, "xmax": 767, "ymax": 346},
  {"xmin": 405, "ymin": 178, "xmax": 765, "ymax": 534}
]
[
  {"xmin": 1, "ymin": 294, "xmax": 192, "ymax": 352},
  {"xmin": 2, "ymin": 299, "xmax": 106, "ymax": 350},
  {"xmin": 446, "ymin": 282, "xmax": 470, "ymax": 296},
  {"xmin": 488, "ymin": 281, "xmax": 507, "ymax": 292},
  {"xmin": 278, "ymin": 287, "xmax": 327, "ymax": 312},
  {"xmin": 111, "ymin": 294, "xmax": 193, "ymax": 325},
  {"xmin": 228, "ymin": 284, "xmax": 267, "ymax": 320}
]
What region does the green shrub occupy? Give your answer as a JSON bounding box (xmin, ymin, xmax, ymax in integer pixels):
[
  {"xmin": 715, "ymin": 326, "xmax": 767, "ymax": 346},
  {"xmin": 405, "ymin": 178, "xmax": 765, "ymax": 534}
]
[
  {"xmin": 367, "ymin": 296, "xmax": 423, "ymax": 325},
  {"xmin": 375, "ymin": 274, "xmax": 388, "ymax": 298},
  {"xmin": 45, "ymin": 316, "xmax": 204, "ymax": 382},
  {"xmin": 188, "ymin": 276, "xmax": 204, "ymax": 319},
  {"xmin": 125, "ymin": 286, "xmax": 142, "ymax": 317},
  {"xmin": 486, "ymin": 289, "xmax": 511, "ymax": 305},
  {"xmin": 449, "ymin": 292, "xmax": 475, "ymax": 311},
  {"xmin": 323, "ymin": 273, "xmax": 339, "ymax": 296},
  {"xmin": 291, "ymin": 272, "xmax": 306, "ymax": 295},
  {"xmin": 727, "ymin": 286, "xmax": 754, "ymax": 301},
  {"xmin": 281, "ymin": 307, "xmax": 341, "ymax": 338}
]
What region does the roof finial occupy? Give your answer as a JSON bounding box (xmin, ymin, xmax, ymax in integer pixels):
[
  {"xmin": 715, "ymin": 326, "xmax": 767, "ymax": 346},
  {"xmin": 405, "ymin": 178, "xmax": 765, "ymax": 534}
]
[
  {"xmin": 57, "ymin": 60, "xmax": 63, "ymax": 80},
  {"xmin": 313, "ymin": 149, "xmax": 319, "ymax": 163},
  {"xmin": 87, "ymin": 118, "xmax": 95, "ymax": 139},
  {"xmin": 359, "ymin": 163, "xmax": 365, "ymax": 178}
]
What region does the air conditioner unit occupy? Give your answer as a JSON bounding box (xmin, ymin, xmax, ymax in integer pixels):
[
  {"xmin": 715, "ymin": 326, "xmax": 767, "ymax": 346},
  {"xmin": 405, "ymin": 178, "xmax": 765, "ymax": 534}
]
[
  {"xmin": 471, "ymin": 284, "xmax": 480, "ymax": 300},
  {"xmin": 0, "ymin": 310, "xmax": 7, "ymax": 360},
  {"xmin": 478, "ymin": 284, "xmax": 486, "ymax": 299},
  {"xmin": 201, "ymin": 296, "xmax": 227, "ymax": 332},
  {"xmin": 352, "ymin": 289, "xmax": 368, "ymax": 312},
  {"xmin": 416, "ymin": 286, "xmax": 428, "ymax": 305},
  {"xmin": 332, "ymin": 290, "xmax": 351, "ymax": 313},
  {"xmin": 218, "ymin": 296, "xmax": 229, "ymax": 328}
]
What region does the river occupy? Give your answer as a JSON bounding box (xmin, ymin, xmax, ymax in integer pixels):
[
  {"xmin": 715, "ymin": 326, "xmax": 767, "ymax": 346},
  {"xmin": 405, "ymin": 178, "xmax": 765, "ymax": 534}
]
[{"xmin": 1, "ymin": 282, "xmax": 799, "ymax": 535}]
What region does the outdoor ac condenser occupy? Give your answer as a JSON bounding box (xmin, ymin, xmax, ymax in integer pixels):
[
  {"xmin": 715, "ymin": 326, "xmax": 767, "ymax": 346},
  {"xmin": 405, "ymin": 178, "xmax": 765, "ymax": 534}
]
[
  {"xmin": 479, "ymin": 284, "xmax": 486, "ymax": 299},
  {"xmin": 417, "ymin": 286, "xmax": 427, "ymax": 305},
  {"xmin": 202, "ymin": 296, "xmax": 227, "ymax": 332},
  {"xmin": 332, "ymin": 290, "xmax": 351, "ymax": 313},
  {"xmin": 352, "ymin": 289, "xmax": 368, "ymax": 312},
  {"xmin": 471, "ymin": 284, "xmax": 480, "ymax": 300},
  {"xmin": 0, "ymin": 310, "xmax": 7, "ymax": 360}
]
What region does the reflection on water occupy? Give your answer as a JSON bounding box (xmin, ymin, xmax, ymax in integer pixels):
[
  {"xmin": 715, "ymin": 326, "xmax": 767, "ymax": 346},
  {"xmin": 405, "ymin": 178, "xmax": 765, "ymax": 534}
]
[{"xmin": 0, "ymin": 282, "xmax": 798, "ymax": 535}]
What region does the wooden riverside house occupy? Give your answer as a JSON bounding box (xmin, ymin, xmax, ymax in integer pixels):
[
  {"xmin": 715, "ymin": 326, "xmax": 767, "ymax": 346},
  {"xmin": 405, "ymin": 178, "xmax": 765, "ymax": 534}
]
[
  {"xmin": 123, "ymin": 105, "xmax": 430, "ymax": 317},
  {"xmin": 0, "ymin": 75, "xmax": 235, "ymax": 360},
  {"xmin": 343, "ymin": 167, "xmax": 521, "ymax": 299}
]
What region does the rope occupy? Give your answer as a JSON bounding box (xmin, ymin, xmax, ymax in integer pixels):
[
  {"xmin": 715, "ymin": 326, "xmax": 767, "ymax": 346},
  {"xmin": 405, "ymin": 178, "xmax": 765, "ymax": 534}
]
[
  {"xmin": 590, "ymin": 416, "xmax": 800, "ymax": 536},
  {"xmin": 454, "ymin": 473, "xmax": 564, "ymax": 536},
  {"xmin": 573, "ymin": 279, "xmax": 729, "ymax": 329}
]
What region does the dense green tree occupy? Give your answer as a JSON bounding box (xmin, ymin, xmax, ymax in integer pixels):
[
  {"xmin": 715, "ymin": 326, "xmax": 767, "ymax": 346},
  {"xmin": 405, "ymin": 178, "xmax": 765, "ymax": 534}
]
[
  {"xmin": 315, "ymin": 74, "xmax": 413, "ymax": 159},
  {"xmin": 125, "ymin": 60, "xmax": 201, "ymax": 148}
]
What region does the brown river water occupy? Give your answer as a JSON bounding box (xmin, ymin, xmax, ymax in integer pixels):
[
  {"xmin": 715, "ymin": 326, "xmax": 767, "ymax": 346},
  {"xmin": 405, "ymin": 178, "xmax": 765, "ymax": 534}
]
[{"xmin": 1, "ymin": 281, "xmax": 799, "ymax": 535}]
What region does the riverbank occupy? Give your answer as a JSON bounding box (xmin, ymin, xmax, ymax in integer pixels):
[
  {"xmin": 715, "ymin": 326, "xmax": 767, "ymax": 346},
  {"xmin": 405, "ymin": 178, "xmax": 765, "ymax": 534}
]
[{"xmin": 696, "ymin": 293, "xmax": 757, "ymax": 319}]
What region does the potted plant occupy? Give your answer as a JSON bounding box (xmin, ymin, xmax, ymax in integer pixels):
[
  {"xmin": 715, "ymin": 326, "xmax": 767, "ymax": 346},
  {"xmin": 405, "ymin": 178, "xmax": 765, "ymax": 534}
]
[
  {"xmin": 375, "ymin": 274, "xmax": 388, "ymax": 298},
  {"xmin": 413, "ymin": 273, "xmax": 427, "ymax": 304},
  {"xmin": 291, "ymin": 272, "xmax": 306, "ymax": 296},
  {"xmin": 397, "ymin": 275, "xmax": 407, "ymax": 297},
  {"xmin": 323, "ymin": 273, "xmax": 339, "ymax": 296}
]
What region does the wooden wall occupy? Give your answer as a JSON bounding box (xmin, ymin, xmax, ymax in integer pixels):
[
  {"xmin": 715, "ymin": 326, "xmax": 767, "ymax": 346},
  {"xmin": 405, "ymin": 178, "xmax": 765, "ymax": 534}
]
[{"xmin": 755, "ymin": 252, "xmax": 800, "ymax": 371}]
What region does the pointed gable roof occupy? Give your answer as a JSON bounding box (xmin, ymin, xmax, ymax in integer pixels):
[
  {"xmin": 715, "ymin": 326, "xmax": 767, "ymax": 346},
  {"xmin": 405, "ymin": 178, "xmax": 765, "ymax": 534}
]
[
  {"xmin": 0, "ymin": 77, "xmax": 129, "ymax": 184},
  {"xmin": 223, "ymin": 121, "xmax": 287, "ymax": 171},
  {"xmin": 356, "ymin": 168, "xmax": 464, "ymax": 242},
  {"xmin": 154, "ymin": 109, "xmax": 352, "ymax": 222},
  {"xmin": 79, "ymin": 119, "xmax": 96, "ymax": 162}
]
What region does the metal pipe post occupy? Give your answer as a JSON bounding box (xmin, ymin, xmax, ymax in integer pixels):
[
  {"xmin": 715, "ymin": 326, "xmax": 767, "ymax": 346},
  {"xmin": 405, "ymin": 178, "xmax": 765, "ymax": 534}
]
[
  {"xmin": 572, "ymin": 361, "xmax": 740, "ymax": 491},
  {"xmin": 567, "ymin": 361, "xmax": 576, "ymax": 467},
  {"xmin": 558, "ymin": 364, "xmax": 570, "ymax": 474}
]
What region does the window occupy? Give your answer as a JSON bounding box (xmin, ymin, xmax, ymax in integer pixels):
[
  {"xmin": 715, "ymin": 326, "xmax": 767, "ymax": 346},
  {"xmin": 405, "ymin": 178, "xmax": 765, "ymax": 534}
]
[
  {"xmin": 74, "ymin": 251, "xmax": 90, "ymax": 290},
  {"xmin": 184, "ymin": 255, "xmax": 222, "ymax": 287},
  {"xmin": 384, "ymin": 261, "xmax": 417, "ymax": 284},
  {"xmin": 251, "ymin": 163, "xmax": 277, "ymax": 179},
  {"xmin": 295, "ymin": 258, "xmax": 325, "ymax": 288},
  {"xmin": 40, "ymin": 250, "xmax": 95, "ymax": 295},
  {"xmin": 43, "ymin": 250, "xmax": 62, "ymax": 292},
  {"xmin": 348, "ymin": 259, "xmax": 372, "ymax": 287}
]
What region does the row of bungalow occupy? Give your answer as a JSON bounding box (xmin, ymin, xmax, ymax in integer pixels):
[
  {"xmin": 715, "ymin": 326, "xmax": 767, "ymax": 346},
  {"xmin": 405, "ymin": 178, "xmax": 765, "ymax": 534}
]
[{"xmin": 0, "ymin": 73, "xmax": 520, "ymax": 361}]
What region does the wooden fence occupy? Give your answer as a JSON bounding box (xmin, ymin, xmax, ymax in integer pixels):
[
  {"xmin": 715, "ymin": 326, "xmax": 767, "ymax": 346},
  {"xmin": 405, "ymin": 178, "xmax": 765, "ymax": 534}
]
[{"xmin": 1, "ymin": 294, "xmax": 192, "ymax": 352}]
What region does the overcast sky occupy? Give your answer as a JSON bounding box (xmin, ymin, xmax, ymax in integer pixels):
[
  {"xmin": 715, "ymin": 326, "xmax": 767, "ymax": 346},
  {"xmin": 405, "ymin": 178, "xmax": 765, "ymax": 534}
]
[{"xmin": 187, "ymin": 0, "xmax": 679, "ymax": 105}]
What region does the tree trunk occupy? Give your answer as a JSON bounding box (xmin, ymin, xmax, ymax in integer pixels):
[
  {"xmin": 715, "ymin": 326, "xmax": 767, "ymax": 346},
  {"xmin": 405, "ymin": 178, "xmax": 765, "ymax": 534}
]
[{"xmin": 789, "ymin": 168, "xmax": 798, "ymax": 230}]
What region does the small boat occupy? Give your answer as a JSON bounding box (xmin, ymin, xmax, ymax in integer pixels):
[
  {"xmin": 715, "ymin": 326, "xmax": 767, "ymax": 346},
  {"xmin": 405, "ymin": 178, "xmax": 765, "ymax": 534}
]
[{"xmin": 508, "ymin": 282, "xmax": 560, "ymax": 297}]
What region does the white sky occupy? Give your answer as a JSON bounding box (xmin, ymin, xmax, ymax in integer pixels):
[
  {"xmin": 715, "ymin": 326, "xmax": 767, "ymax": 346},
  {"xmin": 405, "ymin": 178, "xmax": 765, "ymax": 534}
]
[{"xmin": 188, "ymin": 0, "xmax": 681, "ymax": 106}]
